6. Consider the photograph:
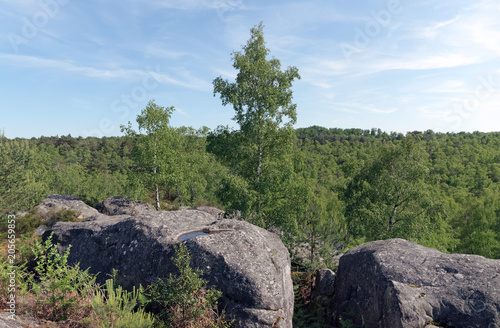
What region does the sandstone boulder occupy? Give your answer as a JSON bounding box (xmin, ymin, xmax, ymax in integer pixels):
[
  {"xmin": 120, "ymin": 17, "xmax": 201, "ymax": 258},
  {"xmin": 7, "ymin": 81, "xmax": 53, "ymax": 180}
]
[
  {"xmin": 45, "ymin": 207, "xmax": 293, "ymax": 328},
  {"xmin": 36, "ymin": 194, "xmax": 99, "ymax": 219},
  {"xmin": 95, "ymin": 196, "xmax": 156, "ymax": 216},
  {"xmin": 330, "ymin": 238, "xmax": 500, "ymax": 328}
]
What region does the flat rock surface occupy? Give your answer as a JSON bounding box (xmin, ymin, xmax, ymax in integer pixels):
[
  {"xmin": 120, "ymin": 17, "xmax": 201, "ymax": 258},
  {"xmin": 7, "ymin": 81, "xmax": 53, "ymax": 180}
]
[{"xmin": 331, "ymin": 238, "xmax": 500, "ymax": 328}]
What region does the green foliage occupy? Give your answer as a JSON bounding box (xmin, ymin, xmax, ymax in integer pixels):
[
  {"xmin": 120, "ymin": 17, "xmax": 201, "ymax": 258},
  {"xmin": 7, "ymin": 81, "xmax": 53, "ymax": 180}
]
[
  {"xmin": 343, "ymin": 135, "xmax": 445, "ymax": 245},
  {"xmin": 338, "ymin": 316, "xmax": 359, "ymax": 328},
  {"xmin": 0, "ymin": 213, "xmax": 43, "ymax": 242},
  {"xmin": 0, "ymin": 259, "xmax": 29, "ymax": 302},
  {"xmin": 294, "ymin": 187, "xmax": 346, "ymax": 271},
  {"xmin": 43, "ymin": 208, "xmax": 81, "ymax": 228},
  {"xmin": 29, "ymin": 233, "xmax": 96, "ymax": 321},
  {"xmin": 0, "ymin": 139, "xmax": 48, "ymax": 214},
  {"xmin": 174, "ymin": 126, "xmax": 221, "ymax": 207},
  {"xmin": 147, "ymin": 242, "xmax": 232, "ymax": 328},
  {"xmin": 292, "ymin": 272, "xmax": 329, "ymax": 328},
  {"xmin": 3, "ymin": 120, "xmax": 500, "ymax": 263},
  {"xmin": 450, "ymin": 189, "xmax": 500, "ymax": 257},
  {"xmin": 90, "ymin": 279, "xmax": 155, "ymax": 328},
  {"xmin": 297, "ymin": 127, "xmax": 500, "ymax": 258},
  {"xmin": 212, "ymin": 23, "xmax": 306, "ymax": 232},
  {"xmin": 122, "ymin": 100, "xmax": 178, "ymax": 210}
]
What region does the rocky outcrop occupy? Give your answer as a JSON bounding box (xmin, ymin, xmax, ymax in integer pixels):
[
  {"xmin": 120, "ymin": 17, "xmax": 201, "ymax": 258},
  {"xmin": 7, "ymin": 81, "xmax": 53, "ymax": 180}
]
[
  {"xmin": 45, "ymin": 206, "xmax": 294, "ymax": 328},
  {"xmin": 330, "ymin": 238, "xmax": 500, "ymax": 328},
  {"xmin": 36, "ymin": 194, "xmax": 99, "ymax": 219},
  {"xmin": 95, "ymin": 196, "xmax": 156, "ymax": 216}
]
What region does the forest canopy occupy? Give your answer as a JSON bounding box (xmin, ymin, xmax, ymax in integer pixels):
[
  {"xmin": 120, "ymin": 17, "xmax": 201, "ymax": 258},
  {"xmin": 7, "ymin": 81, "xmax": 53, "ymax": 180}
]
[{"xmin": 2, "ymin": 126, "xmax": 500, "ymax": 259}]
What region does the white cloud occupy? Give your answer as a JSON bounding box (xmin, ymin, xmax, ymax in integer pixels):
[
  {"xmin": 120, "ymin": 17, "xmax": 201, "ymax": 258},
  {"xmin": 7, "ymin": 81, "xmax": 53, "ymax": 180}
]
[
  {"xmin": 419, "ymin": 15, "xmax": 461, "ymax": 39},
  {"xmin": 364, "ymin": 54, "xmax": 480, "ymax": 74},
  {"xmin": 0, "ymin": 53, "xmax": 211, "ymax": 90},
  {"xmin": 175, "ymin": 107, "xmax": 190, "ymax": 117},
  {"xmin": 144, "ymin": 45, "xmax": 197, "ymax": 60},
  {"xmin": 331, "ymin": 102, "xmax": 397, "ymax": 114}
]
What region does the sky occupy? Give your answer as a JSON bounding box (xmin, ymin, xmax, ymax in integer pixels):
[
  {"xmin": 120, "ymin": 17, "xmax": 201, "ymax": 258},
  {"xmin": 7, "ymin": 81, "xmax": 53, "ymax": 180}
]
[{"xmin": 1, "ymin": 0, "xmax": 500, "ymax": 138}]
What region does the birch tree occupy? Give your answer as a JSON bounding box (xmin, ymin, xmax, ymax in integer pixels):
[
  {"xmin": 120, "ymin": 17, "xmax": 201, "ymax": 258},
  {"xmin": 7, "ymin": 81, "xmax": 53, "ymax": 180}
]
[
  {"xmin": 121, "ymin": 100, "xmax": 177, "ymax": 210},
  {"xmin": 212, "ymin": 23, "xmax": 304, "ymax": 229}
]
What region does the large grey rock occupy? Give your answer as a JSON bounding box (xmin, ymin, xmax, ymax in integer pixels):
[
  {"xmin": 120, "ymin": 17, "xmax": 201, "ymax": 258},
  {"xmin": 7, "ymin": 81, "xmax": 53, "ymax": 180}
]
[
  {"xmin": 331, "ymin": 238, "xmax": 500, "ymax": 328},
  {"xmin": 95, "ymin": 196, "xmax": 156, "ymax": 216},
  {"xmin": 45, "ymin": 207, "xmax": 293, "ymax": 328},
  {"xmin": 36, "ymin": 194, "xmax": 99, "ymax": 219}
]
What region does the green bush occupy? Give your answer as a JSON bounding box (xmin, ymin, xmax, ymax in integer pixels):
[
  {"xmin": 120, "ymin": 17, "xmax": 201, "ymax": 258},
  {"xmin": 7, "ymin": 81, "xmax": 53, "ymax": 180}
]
[
  {"xmin": 28, "ymin": 233, "xmax": 96, "ymax": 321},
  {"xmin": 0, "ymin": 212, "xmax": 43, "ymax": 241},
  {"xmin": 147, "ymin": 242, "xmax": 232, "ymax": 328},
  {"xmin": 42, "ymin": 208, "xmax": 81, "ymax": 228},
  {"xmin": 292, "ymin": 272, "xmax": 329, "ymax": 328},
  {"xmin": 89, "ymin": 279, "xmax": 155, "ymax": 328}
]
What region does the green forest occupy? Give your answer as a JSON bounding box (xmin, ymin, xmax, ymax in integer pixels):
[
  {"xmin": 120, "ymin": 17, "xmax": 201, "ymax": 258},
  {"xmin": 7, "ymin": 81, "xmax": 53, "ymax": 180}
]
[{"xmin": 2, "ymin": 125, "xmax": 500, "ymax": 260}]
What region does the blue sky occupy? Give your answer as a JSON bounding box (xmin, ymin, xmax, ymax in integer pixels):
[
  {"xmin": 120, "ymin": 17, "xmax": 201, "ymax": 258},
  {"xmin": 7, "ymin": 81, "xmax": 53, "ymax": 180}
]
[{"xmin": 1, "ymin": 0, "xmax": 499, "ymax": 138}]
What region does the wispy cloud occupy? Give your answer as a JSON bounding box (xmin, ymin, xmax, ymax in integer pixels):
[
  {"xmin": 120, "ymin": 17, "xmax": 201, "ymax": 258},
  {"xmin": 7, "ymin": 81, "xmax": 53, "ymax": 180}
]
[
  {"xmin": 0, "ymin": 53, "xmax": 211, "ymax": 90},
  {"xmin": 144, "ymin": 45, "xmax": 198, "ymax": 60},
  {"xmin": 377, "ymin": 54, "xmax": 480, "ymax": 72},
  {"xmin": 175, "ymin": 107, "xmax": 190, "ymax": 117},
  {"xmin": 331, "ymin": 102, "xmax": 398, "ymax": 114}
]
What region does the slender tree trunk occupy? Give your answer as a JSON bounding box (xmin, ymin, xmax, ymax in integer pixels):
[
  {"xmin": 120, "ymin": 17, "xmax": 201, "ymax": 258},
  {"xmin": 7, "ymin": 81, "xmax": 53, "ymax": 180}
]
[
  {"xmin": 153, "ymin": 135, "xmax": 160, "ymax": 210},
  {"xmin": 155, "ymin": 183, "xmax": 160, "ymax": 211},
  {"xmin": 256, "ymin": 144, "xmax": 262, "ymax": 215},
  {"xmin": 190, "ymin": 185, "xmax": 194, "ymax": 206},
  {"xmin": 310, "ymin": 221, "xmax": 315, "ymax": 291},
  {"xmin": 256, "ymin": 144, "xmax": 262, "ymax": 182},
  {"xmin": 310, "ymin": 233, "xmax": 315, "ymax": 266},
  {"xmin": 389, "ymin": 204, "xmax": 398, "ymax": 231},
  {"xmin": 154, "ymin": 165, "xmax": 160, "ymax": 210},
  {"xmin": 177, "ymin": 185, "xmax": 182, "ymax": 207}
]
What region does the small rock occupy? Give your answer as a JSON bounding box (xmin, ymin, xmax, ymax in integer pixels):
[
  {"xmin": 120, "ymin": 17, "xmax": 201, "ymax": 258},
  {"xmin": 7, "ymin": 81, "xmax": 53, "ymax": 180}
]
[{"xmin": 33, "ymin": 225, "xmax": 46, "ymax": 236}]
